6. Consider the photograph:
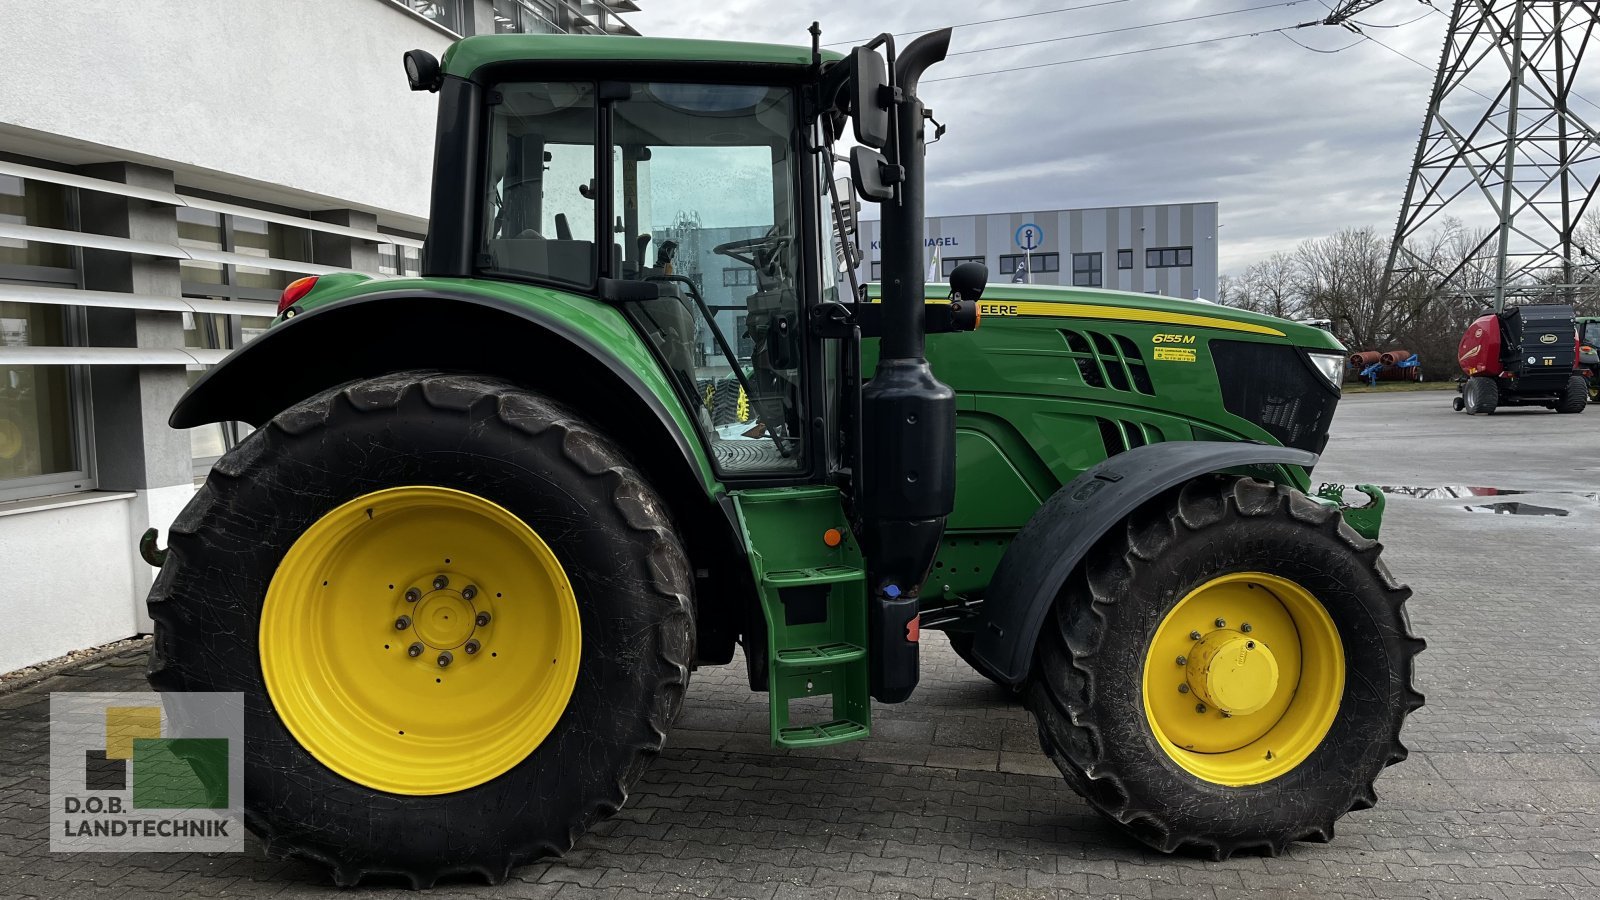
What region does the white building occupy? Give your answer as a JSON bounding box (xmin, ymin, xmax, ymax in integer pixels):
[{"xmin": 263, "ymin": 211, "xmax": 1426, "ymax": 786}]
[
  {"xmin": 0, "ymin": 0, "xmax": 640, "ymax": 673},
  {"xmin": 856, "ymin": 203, "xmax": 1220, "ymax": 301}
]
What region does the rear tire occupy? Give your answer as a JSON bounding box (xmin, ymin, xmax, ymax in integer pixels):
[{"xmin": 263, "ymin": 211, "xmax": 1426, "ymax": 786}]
[
  {"xmin": 1024, "ymin": 476, "xmax": 1424, "ymax": 858},
  {"xmin": 1463, "ymin": 375, "xmax": 1498, "ymax": 414},
  {"xmin": 1555, "ymin": 374, "xmax": 1587, "ymax": 413},
  {"xmin": 147, "ymin": 372, "xmax": 694, "ymax": 886}
]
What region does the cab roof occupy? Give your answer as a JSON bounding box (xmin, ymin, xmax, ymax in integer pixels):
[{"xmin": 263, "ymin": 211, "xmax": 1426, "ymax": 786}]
[{"xmin": 441, "ymin": 34, "xmax": 840, "ymax": 79}]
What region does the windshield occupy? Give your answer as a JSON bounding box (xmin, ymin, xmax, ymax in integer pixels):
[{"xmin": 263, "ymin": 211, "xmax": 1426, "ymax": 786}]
[{"xmin": 1585, "ymin": 321, "xmax": 1600, "ymax": 347}]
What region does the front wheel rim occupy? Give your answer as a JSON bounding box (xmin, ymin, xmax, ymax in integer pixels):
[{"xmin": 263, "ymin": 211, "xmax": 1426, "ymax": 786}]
[
  {"xmin": 260, "ymin": 486, "xmax": 582, "ymax": 795},
  {"xmin": 1142, "ymin": 572, "xmax": 1345, "ymax": 786}
]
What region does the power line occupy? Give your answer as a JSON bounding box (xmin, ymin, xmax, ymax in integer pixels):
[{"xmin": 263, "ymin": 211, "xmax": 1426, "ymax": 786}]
[
  {"xmin": 822, "ymin": 0, "xmax": 1138, "ymax": 48},
  {"xmin": 948, "ymin": 1, "xmax": 1307, "ymax": 58},
  {"xmin": 922, "ymin": 27, "xmax": 1295, "ymax": 83},
  {"xmin": 1279, "ymin": 30, "xmax": 1364, "ymax": 53}
]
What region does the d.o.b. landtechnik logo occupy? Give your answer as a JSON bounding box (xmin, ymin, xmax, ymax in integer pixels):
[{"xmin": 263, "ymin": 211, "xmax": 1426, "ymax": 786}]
[{"xmin": 50, "ymin": 692, "xmax": 243, "ymax": 852}]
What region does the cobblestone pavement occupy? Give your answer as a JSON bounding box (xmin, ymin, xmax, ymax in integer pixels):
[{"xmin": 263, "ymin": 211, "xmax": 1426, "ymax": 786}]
[{"xmin": 2, "ymin": 392, "xmax": 1598, "ymax": 898}]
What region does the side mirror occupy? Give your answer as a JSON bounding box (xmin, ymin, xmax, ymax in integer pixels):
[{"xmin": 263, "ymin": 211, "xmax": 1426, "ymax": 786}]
[
  {"xmin": 850, "ymin": 146, "xmax": 897, "ymax": 202},
  {"xmin": 949, "ymin": 262, "xmax": 988, "ymax": 303},
  {"xmin": 403, "ymin": 49, "xmax": 442, "ymax": 93},
  {"xmin": 849, "ymin": 47, "xmax": 891, "ymax": 149}
]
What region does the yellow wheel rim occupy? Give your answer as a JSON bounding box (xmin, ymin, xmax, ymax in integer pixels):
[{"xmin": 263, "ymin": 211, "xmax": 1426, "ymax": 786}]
[
  {"xmin": 260, "ymin": 486, "xmax": 581, "ymax": 795},
  {"xmin": 1142, "ymin": 572, "xmax": 1344, "ymax": 786}
]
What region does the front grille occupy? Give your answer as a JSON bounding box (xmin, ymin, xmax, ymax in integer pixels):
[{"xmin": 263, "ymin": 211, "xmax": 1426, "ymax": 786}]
[
  {"xmin": 1209, "ymin": 340, "xmax": 1338, "ymax": 455},
  {"xmin": 1062, "ymin": 329, "xmax": 1156, "ymax": 395}
]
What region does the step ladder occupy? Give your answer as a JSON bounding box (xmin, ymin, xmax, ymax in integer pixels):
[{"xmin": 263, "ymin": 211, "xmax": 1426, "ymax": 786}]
[{"xmin": 732, "ymin": 487, "xmax": 871, "ymax": 748}]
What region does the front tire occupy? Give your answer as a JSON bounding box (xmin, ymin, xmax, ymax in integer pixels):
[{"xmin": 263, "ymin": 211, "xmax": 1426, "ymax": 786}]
[
  {"xmin": 1025, "ymin": 476, "xmax": 1424, "ymax": 858},
  {"xmin": 1463, "ymin": 375, "xmax": 1498, "ymax": 414},
  {"xmin": 147, "ymin": 372, "xmax": 694, "ymax": 886}
]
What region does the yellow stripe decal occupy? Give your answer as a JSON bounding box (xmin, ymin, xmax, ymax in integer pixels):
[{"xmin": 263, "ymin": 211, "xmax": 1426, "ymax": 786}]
[{"xmin": 973, "ymin": 300, "xmax": 1285, "ymax": 337}]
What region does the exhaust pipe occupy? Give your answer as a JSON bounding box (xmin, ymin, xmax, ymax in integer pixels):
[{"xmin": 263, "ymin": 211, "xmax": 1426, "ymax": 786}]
[{"xmin": 860, "ymin": 28, "xmax": 954, "ymax": 704}]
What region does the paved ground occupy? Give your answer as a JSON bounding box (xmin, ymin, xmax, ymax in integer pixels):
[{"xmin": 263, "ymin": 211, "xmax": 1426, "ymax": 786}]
[{"xmin": 2, "ymin": 391, "xmax": 1599, "ymax": 898}]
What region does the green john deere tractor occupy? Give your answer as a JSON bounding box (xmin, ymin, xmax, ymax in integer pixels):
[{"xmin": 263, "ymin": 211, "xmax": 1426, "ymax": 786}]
[{"xmin": 146, "ymin": 28, "xmax": 1423, "ymax": 886}]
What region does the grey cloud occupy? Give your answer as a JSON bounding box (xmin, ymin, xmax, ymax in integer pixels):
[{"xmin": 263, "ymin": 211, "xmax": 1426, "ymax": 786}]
[{"xmin": 628, "ymin": 0, "xmax": 1451, "ymax": 272}]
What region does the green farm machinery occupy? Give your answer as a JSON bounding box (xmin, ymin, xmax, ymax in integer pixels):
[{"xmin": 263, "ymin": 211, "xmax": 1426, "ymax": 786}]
[{"xmin": 146, "ymin": 29, "xmax": 1423, "ymax": 885}]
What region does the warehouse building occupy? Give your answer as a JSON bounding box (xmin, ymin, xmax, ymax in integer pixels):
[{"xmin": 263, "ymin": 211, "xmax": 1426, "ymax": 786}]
[
  {"xmin": 0, "ymin": 0, "xmax": 640, "ymax": 673},
  {"xmin": 855, "ymin": 203, "xmax": 1220, "ymax": 301}
]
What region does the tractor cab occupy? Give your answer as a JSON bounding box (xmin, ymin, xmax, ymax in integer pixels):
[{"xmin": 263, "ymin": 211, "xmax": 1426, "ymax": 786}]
[{"xmin": 479, "ymin": 79, "xmax": 820, "ymax": 473}]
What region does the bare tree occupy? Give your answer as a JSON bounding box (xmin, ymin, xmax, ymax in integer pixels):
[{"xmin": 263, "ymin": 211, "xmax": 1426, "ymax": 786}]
[{"xmin": 1240, "ymin": 252, "xmax": 1303, "ymax": 320}]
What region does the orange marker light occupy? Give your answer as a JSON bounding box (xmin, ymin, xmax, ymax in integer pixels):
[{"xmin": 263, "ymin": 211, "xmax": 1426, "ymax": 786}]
[{"xmin": 822, "ymin": 528, "xmax": 843, "ymax": 548}]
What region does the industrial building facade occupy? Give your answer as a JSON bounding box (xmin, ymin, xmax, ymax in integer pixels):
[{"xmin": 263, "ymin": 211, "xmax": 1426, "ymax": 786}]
[
  {"xmin": 855, "ymin": 203, "xmax": 1220, "ymax": 301},
  {"xmin": 0, "ymin": 0, "xmax": 639, "ymax": 673}
]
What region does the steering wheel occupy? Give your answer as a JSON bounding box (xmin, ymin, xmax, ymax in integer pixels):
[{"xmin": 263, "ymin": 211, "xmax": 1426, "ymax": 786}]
[{"xmin": 712, "ymin": 229, "xmax": 791, "ymax": 276}]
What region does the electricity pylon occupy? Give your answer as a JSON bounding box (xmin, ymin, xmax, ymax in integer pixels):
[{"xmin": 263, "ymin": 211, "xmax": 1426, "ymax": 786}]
[{"xmin": 1381, "ymin": 2, "xmax": 1600, "ymax": 310}]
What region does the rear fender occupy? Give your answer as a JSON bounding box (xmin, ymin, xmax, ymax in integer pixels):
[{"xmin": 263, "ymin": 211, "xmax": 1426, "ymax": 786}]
[{"xmin": 970, "ymin": 442, "xmax": 1319, "ymax": 685}]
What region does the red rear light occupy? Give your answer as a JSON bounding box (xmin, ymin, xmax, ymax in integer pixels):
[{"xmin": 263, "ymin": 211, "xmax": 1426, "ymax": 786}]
[{"xmin": 278, "ymin": 276, "xmax": 318, "ymax": 315}]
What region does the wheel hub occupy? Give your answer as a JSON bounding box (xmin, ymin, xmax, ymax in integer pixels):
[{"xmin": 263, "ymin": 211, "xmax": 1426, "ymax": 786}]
[
  {"xmin": 1186, "ymin": 631, "xmax": 1279, "ymax": 716},
  {"xmin": 410, "ymin": 588, "xmax": 477, "ymax": 649}
]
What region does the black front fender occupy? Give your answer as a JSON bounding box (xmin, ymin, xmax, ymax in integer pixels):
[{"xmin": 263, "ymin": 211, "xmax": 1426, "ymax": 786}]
[{"xmin": 970, "ymin": 442, "xmax": 1319, "ymax": 685}]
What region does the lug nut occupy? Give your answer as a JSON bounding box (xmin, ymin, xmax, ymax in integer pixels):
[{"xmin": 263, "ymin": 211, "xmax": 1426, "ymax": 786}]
[
  {"xmin": 475, "ymin": 612, "xmax": 491, "ymax": 627},
  {"xmin": 407, "ymin": 642, "xmax": 424, "ymax": 658},
  {"xmin": 464, "ymin": 639, "xmax": 481, "ymax": 655},
  {"xmin": 437, "ymin": 651, "xmax": 453, "ymax": 668},
  {"xmin": 462, "ymin": 585, "xmax": 477, "ymax": 601},
  {"xmin": 1215, "ymin": 617, "xmax": 1227, "ymax": 628},
  {"xmin": 1175, "ymin": 655, "xmax": 1187, "ymax": 666},
  {"xmin": 1241, "ymin": 623, "xmax": 1253, "ymax": 633},
  {"xmin": 1195, "ymin": 703, "xmax": 1207, "ymax": 714},
  {"xmin": 1178, "ymin": 683, "xmax": 1190, "ymax": 694},
  {"xmin": 1190, "ymin": 630, "xmax": 1202, "ymax": 640},
  {"xmin": 394, "ymin": 615, "xmax": 411, "ymax": 630},
  {"xmin": 404, "ymin": 587, "xmax": 421, "ymax": 603},
  {"xmin": 433, "ymin": 575, "xmax": 449, "ymax": 590}
]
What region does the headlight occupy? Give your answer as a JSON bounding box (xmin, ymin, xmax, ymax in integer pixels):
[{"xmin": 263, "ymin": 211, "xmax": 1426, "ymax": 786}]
[{"xmin": 1305, "ymin": 351, "xmax": 1345, "ymax": 391}]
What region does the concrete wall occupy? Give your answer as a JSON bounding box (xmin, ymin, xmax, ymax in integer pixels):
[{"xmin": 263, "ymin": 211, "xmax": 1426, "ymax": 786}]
[{"xmin": 0, "ymin": 0, "xmax": 450, "ymax": 226}]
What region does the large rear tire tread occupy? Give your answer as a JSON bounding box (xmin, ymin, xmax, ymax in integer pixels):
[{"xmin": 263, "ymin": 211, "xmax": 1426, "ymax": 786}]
[
  {"xmin": 1024, "ymin": 476, "xmax": 1425, "ymax": 860},
  {"xmin": 1555, "ymin": 374, "xmax": 1588, "ymax": 413},
  {"xmin": 148, "ymin": 371, "xmax": 694, "ymax": 888}
]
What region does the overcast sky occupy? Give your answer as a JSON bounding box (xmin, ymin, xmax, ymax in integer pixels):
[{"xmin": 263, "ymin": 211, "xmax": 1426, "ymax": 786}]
[{"xmin": 624, "ymin": 0, "xmax": 1458, "ymax": 274}]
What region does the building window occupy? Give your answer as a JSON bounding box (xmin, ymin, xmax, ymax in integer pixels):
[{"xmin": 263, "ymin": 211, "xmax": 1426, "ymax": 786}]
[
  {"xmin": 0, "ymin": 302, "xmax": 88, "ymax": 492},
  {"xmin": 182, "ymin": 305, "xmax": 272, "ymax": 467},
  {"xmin": 398, "ymin": 0, "xmax": 464, "ymax": 33},
  {"xmin": 175, "ymin": 204, "xmax": 315, "ymax": 467},
  {"xmin": 997, "ymin": 252, "xmax": 1059, "ymax": 275},
  {"xmin": 494, "ymin": 0, "xmax": 562, "ymax": 33},
  {"xmin": 722, "ymin": 267, "xmax": 756, "ymax": 287},
  {"xmin": 379, "ymin": 244, "xmax": 421, "ymax": 276},
  {"xmin": 1072, "ymin": 253, "xmax": 1102, "ymax": 287},
  {"xmin": 735, "ymin": 314, "xmax": 754, "ymax": 358},
  {"xmin": 939, "ymin": 255, "xmax": 984, "ymax": 278},
  {"xmin": 870, "ymin": 260, "xmax": 883, "ymax": 281},
  {"xmin": 1118, "ymin": 250, "xmax": 1133, "ymax": 270},
  {"xmin": 1, "ymin": 175, "xmax": 74, "ymax": 271},
  {"xmin": 0, "ymin": 176, "xmax": 92, "ymax": 500},
  {"xmin": 1146, "ymin": 247, "xmax": 1193, "ymax": 268}
]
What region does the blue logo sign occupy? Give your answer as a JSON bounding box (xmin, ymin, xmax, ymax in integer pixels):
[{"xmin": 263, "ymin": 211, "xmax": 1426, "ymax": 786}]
[{"xmin": 1015, "ymin": 223, "xmax": 1043, "ymax": 251}]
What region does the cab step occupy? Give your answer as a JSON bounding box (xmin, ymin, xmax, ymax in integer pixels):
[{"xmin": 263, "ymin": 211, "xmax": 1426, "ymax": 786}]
[{"xmin": 732, "ymin": 487, "xmax": 872, "ymax": 749}]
